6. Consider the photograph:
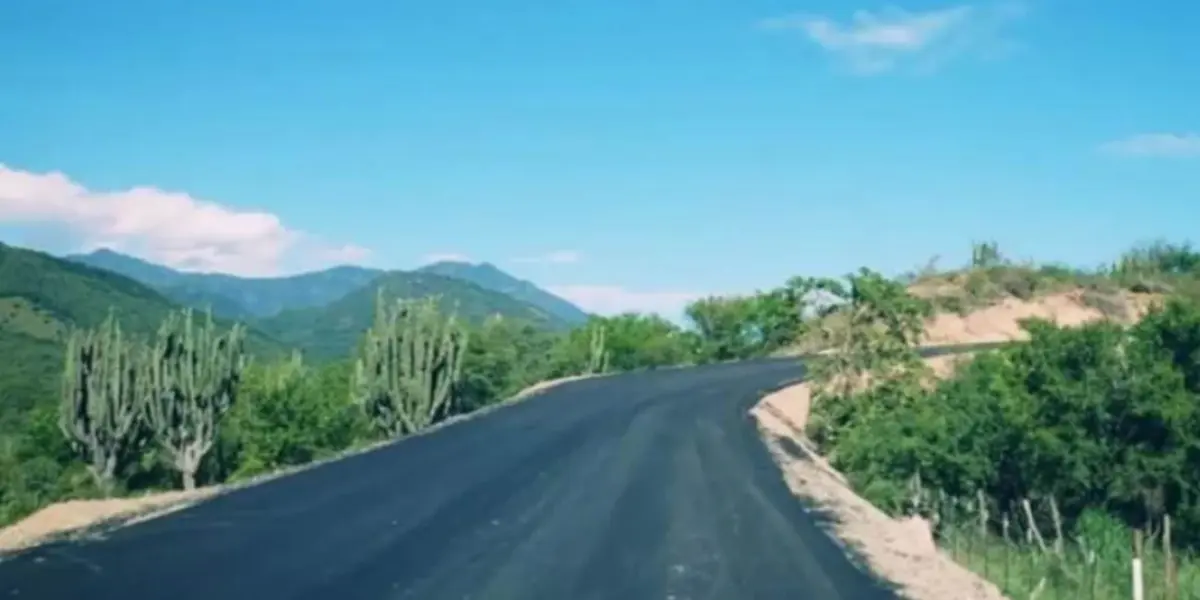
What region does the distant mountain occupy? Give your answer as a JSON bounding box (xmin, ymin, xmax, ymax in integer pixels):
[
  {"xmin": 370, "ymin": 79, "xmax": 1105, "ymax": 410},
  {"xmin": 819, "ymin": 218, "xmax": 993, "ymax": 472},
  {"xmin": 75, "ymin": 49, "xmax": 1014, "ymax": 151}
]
[
  {"xmin": 417, "ymin": 261, "xmax": 589, "ymax": 325},
  {"xmin": 1, "ymin": 243, "xmax": 285, "ymax": 432},
  {"xmin": 257, "ymin": 271, "xmax": 570, "ymax": 360},
  {"xmin": 65, "ymin": 250, "xmax": 382, "ymax": 318},
  {"xmin": 65, "ymin": 248, "xmax": 186, "ymax": 288},
  {"xmin": 65, "ymin": 250, "xmax": 592, "ymax": 330}
]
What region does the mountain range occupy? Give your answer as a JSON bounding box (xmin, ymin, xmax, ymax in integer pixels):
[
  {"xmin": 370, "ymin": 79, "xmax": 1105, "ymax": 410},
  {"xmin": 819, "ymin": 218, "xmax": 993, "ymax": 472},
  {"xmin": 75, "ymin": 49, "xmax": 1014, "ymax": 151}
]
[{"xmin": 65, "ymin": 249, "xmax": 590, "ymax": 325}]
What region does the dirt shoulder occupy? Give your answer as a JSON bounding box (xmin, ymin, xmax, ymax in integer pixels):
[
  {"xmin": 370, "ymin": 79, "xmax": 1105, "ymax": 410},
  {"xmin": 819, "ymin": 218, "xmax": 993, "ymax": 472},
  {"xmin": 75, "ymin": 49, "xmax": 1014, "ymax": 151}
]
[
  {"xmin": 0, "ymin": 372, "xmax": 602, "ymax": 555},
  {"xmin": 751, "ymin": 368, "xmax": 1008, "ymax": 600},
  {"xmin": 509, "ymin": 373, "xmax": 600, "ymax": 401},
  {"xmin": 0, "ymin": 489, "xmax": 219, "ymax": 554}
]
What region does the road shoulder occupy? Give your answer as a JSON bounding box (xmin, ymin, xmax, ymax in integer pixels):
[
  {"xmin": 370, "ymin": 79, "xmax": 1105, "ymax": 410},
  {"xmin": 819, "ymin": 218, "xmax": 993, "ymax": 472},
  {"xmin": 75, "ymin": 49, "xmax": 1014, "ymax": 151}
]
[{"xmin": 750, "ymin": 377, "xmax": 1009, "ymax": 600}]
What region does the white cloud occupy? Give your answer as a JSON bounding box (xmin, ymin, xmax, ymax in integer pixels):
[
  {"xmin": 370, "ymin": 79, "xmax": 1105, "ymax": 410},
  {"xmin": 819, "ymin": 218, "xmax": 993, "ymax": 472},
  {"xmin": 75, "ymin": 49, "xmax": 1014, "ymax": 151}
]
[
  {"xmin": 761, "ymin": 3, "xmax": 1024, "ymax": 74},
  {"xmin": 0, "ymin": 164, "xmax": 370, "ymax": 276},
  {"xmin": 511, "ymin": 250, "xmax": 582, "ymax": 265},
  {"xmin": 421, "ymin": 252, "xmax": 473, "ymax": 263},
  {"xmin": 1098, "ymin": 133, "xmax": 1200, "ymax": 158},
  {"xmin": 547, "ymin": 285, "xmax": 706, "ymax": 317}
]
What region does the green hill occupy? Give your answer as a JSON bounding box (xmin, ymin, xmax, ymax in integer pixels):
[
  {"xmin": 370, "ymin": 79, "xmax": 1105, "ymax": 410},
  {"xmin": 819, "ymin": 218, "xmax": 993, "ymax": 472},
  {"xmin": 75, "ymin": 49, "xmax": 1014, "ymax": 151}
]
[
  {"xmin": 258, "ymin": 271, "xmax": 571, "ymax": 360},
  {"xmin": 417, "ymin": 261, "xmax": 590, "ymax": 325},
  {"xmin": 0, "ymin": 243, "xmax": 285, "ymax": 432},
  {"xmin": 65, "ymin": 250, "xmax": 592, "ymax": 329},
  {"xmin": 65, "ymin": 249, "xmax": 381, "ymax": 318}
]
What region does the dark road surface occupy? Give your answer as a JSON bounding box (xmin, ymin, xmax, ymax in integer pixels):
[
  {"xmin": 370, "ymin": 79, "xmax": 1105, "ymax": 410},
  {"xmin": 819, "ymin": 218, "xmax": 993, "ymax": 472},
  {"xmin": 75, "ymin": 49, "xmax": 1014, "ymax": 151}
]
[{"xmin": 0, "ymin": 359, "xmax": 899, "ymax": 600}]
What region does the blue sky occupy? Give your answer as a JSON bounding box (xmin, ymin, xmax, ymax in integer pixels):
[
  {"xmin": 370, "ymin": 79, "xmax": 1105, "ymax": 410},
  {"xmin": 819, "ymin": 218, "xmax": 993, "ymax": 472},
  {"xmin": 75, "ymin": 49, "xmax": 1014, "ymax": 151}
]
[{"xmin": 0, "ymin": 0, "xmax": 1197, "ymax": 317}]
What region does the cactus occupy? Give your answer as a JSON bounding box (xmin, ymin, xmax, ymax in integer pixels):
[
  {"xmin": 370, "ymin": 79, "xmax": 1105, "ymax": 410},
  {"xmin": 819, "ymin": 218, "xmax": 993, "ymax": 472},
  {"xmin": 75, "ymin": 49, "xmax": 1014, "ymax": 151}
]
[
  {"xmin": 59, "ymin": 312, "xmax": 151, "ymax": 494},
  {"xmin": 970, "ymin": 241, "xmax": 1004, "ymax": 269},
  {"xmin": 266, "ymin": 349, "xmax": 306, "ymax": 389},
  {"xmin": 350, "ymin": 292, "xmax": 468, "ymax": 437},
  {"xmin": 144, "ymin": 308, "xmax": 246, "ymax": 490},
  {"xmin": 586, "ymin": 322, "xmax": 609, "ymax": 375}
]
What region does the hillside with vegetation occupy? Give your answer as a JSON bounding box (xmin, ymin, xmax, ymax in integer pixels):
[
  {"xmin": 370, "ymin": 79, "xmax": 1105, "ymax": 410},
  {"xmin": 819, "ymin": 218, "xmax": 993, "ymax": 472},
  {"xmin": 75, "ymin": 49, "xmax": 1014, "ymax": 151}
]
[
  {"xmin": 5, "ymin": 238, "xmax": 1200, "ymax": 600},
  {"xmin": 66, "ymin": 249, "xmax": 382, "ymax": 318},
  {"xmin": 66, "ymin": 250, "xmax": 593, "ymax": 328},
  {"xmin": 256, "ymin": 271, "xmax": 576, "ymax": 359},
  {"xmin": 0, "ymin": 243, "xmax": 284, "ymax": 432},
  {"xmin": 760, "ymin": 240, "xmax": 1200, "ymax": 599},
  {"xmin": 417, "ymin": 260, "xmax": 591, "ymax": 325}
]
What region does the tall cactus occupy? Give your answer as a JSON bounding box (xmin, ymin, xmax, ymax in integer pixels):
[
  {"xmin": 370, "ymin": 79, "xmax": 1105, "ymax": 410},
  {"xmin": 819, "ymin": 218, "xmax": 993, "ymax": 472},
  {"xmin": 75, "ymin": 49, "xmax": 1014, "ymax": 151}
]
[
  {"xmin": 970, "ymin": 241, "xmax": 1004, "ymax": 269},
  {"xmin": 59, "ymin": 312, "xmax": 151, "ymax": 494},
  {"xmin": 586, "ymin": 322, "xmax": 609, "ymax": 375},
  {"xmin": 144, "ymin": 308, "xmax": 245, "ymax": 490},
  {"xmin": 350, "ymin": 292, "xmax": 468, "ymax": 437}
]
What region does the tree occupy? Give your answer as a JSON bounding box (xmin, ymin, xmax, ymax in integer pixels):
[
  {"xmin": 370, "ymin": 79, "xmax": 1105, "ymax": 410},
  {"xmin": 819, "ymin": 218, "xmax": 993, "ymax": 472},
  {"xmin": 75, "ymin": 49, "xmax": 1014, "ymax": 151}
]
[
  {"xmin": 225, "ymin": 352, "xmax": 368, "ymax": 479},
  {"xmin": 807, "ymin": 268, "xmax": 932, "ymax": 400},
  {"xmin": 685, "ymin": 296, "xmax": 762, "ymax": 362},
  {"xmin": 456, "ymin": 316, "xmax": 556, "ymax": 413}
]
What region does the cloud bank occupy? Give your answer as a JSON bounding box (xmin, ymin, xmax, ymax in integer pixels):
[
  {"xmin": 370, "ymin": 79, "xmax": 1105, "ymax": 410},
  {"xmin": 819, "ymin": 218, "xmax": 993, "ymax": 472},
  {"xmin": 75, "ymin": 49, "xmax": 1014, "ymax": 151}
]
[{"xmin": 0, "ymin": 164, "xmax": 369, "ymax": 276}]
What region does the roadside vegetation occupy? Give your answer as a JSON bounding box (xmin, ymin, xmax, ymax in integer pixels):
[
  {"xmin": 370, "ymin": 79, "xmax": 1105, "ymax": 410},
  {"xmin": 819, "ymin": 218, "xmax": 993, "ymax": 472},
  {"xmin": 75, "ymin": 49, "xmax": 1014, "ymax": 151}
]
[
  {"xmin": 3, "ymin": 238, "xmax": 1200, "ymax": 599},
  {"xmin": 0, "ymin": 270, "xmax": 803, "ymax": 534},
  {"xmin": 804, "ymin": 240, "xmax": 1200, "ymax": 598}
]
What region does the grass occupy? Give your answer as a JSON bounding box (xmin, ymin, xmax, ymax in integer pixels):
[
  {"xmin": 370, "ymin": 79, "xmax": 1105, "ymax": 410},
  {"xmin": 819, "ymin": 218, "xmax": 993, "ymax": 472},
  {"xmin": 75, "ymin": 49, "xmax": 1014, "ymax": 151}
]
[
  {"xmin": 904, "ymin": 487, "xmax": 1200, "ymax": 599},
  {"xmin": 0, "ymin": 298, "xmax": 68, "ymax": 341}
]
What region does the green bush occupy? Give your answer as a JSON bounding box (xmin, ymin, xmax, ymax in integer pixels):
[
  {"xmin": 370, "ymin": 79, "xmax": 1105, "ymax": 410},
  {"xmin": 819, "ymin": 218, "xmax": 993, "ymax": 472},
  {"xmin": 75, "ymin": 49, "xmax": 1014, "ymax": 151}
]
[
  {"xmin": 219, "ymin": 356, "xmax": 371, "ymax": 481},
  {"xmin": 818, "ymin": 296, "xmax": 1200, "ymax": 548}
]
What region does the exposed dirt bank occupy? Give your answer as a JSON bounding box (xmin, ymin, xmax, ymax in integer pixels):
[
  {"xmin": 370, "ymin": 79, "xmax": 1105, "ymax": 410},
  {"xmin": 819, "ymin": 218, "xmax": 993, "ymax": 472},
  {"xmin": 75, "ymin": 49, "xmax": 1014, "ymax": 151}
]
[
  {"xmin": 920, "ymin": 290, "xmax": 1158, "ymax": 346},
  {"xmin": 752, "ymin": 374, "xmax": 1008, "ymax": 600}
]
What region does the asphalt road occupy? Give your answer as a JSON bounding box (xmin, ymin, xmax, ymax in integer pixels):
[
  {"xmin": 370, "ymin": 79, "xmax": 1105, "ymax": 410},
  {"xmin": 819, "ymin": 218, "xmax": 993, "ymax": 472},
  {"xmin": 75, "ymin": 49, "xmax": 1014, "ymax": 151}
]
[{"xmin": 0, "ymin": 359, "xmax": 899, "ymax": 600}]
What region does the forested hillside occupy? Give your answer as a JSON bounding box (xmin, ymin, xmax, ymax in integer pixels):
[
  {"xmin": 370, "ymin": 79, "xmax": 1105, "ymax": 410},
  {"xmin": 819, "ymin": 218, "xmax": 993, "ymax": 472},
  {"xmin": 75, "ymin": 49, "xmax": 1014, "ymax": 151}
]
[
  {"xmin": 417, "ymin": 260, "xmax": 590, "ymax": 325},
  {"xmin": 66, "ymin": 250, "xmax": 593, "ymax": 327},
  {"xmin": 256, "ymin": 271, "xmax": 574, "ymax": 359},
  {"xmin": 66, "ymin": 249, "xmax": 382, "ymax": 318},
  {"xmin": 0, "ymin": 243, "xmax": 284, "ymax": 431}
]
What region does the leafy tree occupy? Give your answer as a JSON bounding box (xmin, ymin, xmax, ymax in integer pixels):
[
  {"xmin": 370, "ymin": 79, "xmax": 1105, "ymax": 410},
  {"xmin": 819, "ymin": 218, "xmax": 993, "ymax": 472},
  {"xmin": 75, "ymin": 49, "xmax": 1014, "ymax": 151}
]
[
  {"xmin": 551, "ymin": 314, "xmax": 694, "ymax": 374},
  {"xmin": 685, "ymin": 296, "xmax": 761, "ymax": 362},
  {"xmin": 222, "ymin": 354, "xmax": 369, "ymax": 480},
  {"xmin": 807, "ymin": 269, "xmax": 932, "ymax": 403},
  {"xmin": 456, "ymin": 317, "xmax": 557, "ymax": 413},
  {"xmin": 684, "ymin": 283, "xmax": 816, "ymax": 363}
]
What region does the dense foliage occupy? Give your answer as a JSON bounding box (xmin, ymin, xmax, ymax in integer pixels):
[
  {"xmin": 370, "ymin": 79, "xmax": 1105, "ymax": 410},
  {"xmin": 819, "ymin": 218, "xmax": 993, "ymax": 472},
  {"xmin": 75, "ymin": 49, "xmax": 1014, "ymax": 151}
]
[{"xmin": 806, "ymin": 242, "xmax": 1200, "ymax": 557}]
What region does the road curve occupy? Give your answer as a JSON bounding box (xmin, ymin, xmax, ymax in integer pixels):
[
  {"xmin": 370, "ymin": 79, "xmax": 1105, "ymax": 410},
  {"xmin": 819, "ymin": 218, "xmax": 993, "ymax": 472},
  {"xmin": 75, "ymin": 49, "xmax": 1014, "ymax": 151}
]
[{"xmin": 0, "ymin": 359, "xmax": 898, "ymax": 600}]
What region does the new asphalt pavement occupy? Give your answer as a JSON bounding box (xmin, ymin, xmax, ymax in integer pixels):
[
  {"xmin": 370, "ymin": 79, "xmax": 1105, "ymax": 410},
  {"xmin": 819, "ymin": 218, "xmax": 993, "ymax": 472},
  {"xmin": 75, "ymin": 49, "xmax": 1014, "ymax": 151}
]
[{"xmin": 0, "ymin": 358, "xmax": 901, "ymax": 599}]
